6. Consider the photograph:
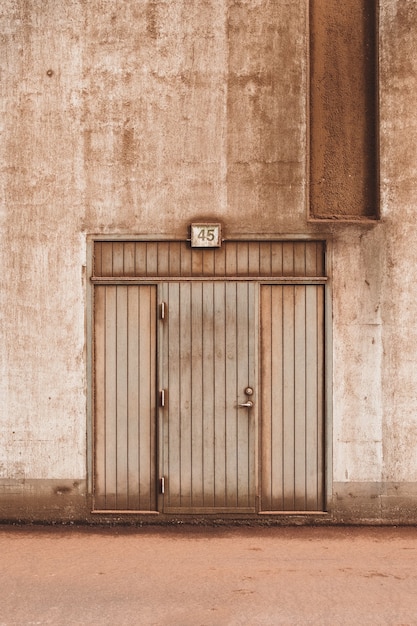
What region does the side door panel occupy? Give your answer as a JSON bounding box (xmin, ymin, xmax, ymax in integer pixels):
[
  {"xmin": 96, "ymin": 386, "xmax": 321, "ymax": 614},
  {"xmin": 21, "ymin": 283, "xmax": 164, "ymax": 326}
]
[
  {"xmin": 93, "ymin": 285, "xmax": 157, "ymax": 511},
  {"xmin": 260, "ymin": 284, "xmax": 325, "ymax": 512}
]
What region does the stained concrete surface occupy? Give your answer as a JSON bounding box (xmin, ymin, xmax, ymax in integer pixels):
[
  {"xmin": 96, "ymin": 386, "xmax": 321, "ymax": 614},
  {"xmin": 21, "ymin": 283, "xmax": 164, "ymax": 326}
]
[{"xmin": 0, "ymin": 525, "xmax": 416, "ymax": 625}]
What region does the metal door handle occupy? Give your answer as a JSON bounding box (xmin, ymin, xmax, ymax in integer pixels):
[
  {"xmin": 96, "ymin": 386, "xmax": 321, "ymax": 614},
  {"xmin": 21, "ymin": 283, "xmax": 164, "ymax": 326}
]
[{"xmin": 238, "ymin": 400, "xmax": 253, "ymax": 408}]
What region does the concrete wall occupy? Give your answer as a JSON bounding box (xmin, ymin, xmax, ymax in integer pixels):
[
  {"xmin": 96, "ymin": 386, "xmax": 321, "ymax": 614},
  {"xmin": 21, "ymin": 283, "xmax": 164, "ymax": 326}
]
[{"xmin": 1, "ymin": 0, "xmax": 416, "ymax": 523}]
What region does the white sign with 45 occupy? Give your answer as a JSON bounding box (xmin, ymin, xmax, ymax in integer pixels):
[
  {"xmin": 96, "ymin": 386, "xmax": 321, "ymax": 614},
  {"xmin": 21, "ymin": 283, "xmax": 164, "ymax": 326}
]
[{"xmin": 190, "ymin": 223, "xmax": 222, "ymax": 248}]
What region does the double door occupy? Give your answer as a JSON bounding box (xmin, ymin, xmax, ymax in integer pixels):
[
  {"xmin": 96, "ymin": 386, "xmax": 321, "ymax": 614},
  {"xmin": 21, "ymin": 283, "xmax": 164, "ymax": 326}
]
[{"xmin": 93, "ymin": 277, "xmax": 324, "ymax": 514}]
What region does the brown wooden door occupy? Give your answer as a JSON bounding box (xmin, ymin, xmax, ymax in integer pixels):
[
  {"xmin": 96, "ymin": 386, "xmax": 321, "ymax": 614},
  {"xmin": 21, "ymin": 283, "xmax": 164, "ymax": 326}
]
[{"xmin": 160, "ymin": 281, "xmax": 257, "ymax": 513}]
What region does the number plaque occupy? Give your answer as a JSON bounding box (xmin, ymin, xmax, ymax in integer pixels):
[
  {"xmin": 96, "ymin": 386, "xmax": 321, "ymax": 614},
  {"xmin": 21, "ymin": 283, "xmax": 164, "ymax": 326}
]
[{"xmin": 190, "ymin": 223, "xmax": 222, "ymax": 248}]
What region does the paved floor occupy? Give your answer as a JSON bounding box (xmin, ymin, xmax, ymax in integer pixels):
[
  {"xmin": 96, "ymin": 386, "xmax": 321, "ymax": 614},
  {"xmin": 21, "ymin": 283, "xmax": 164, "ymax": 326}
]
[{"xmin": 0, "ymin": 524, "xmax": 416, "ymax": 625}]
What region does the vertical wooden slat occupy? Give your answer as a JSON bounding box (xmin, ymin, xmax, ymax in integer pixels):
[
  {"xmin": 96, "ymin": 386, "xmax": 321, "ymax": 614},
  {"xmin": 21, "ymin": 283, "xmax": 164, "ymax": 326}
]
[
  {"xmin": 202, "ymin": 282, "xmax": 215, "ymax": 505},
  {"xmin": 237, "ymin": 242, "xmax": 249, "ymax": 275},
  {"xmin": 115, "ymin": 286, "xmax": 128, "ymax": 509},
  {"xmin": 306, "ymin": 241, "xmax": 318, "ymax": 277},
  {"xmin": 94, "ymin": 242, "xmax": 103, "ymax": 276},
  {"xmin": 191, "ymin": 249, "xmax": 203, "ymax": 276},
  {"xmin": 260, "ymin": 286, "xmax": 272, "ymax": 510},
  {"xmin": 225, "ymin": 242, "xmax": 237, "ymax": 276},
  {"xmin": 270, "ymin": 286, "xmax": 284, "ymax": 510},
  {"xmin": 261, "ymin": 285, "xmax": 285, "ymax": 511},
  {"xmin": 213, "ymin": 243, "xmax": 226, "ymax": 277},
  {"xmin": 316, "ymin": 241, "xmax": 325, "ymax": 276},
  {"xmin": 282, "ymin": 242, "xmax": 295, "ymax": 276},
  {"xmin": 191, "ymin": 282, "xmax": 204, "ymax": 504},
  {"xmin": 112, "ymin": 243, "xmax": 124, "ymax": 277},
  {"xmin": 148, "ymin": 287, "xmax": 157, "ymax": 509},
  {"xmin": 124, "ymin": 242, "xmax": 135, "ymax": 276},
  {"xmin": 294, "ymin": 242, "xmax": 306, "ymax": 276},
  {"xmin": 271, "ymin": 242, "xmax": 283, "ymax": 276},
  {"xmin": 127, "ymin": 287, "xmax": 140, "ymax": 509},
  {"xmin": 259, "ymin": 242, "xmax": 272, "ymax": 276},
  {"xmin": 282, "ymin": 286, "xmax": 295, "ymax": 509},
  {"xmin": 168, "ymin": 242, "xmax": 181, "ymax": 277},
  {"xmin": 180, "ymin": 243, "xmax": 192, "ymax": 276},
  {"xmin": 138, "ymin": 286, "xmax": 157, "ymax": 510},
  {"xmin": 202, "ymin": 250, "xmax": 215, "ymax": 276},
  {"xmin": 94, "ymin": 286, "xmax": 106, "ymax": 509},
  {"xmin": 167, "ymin": 282, "xmax": 181, "ymax": 508},
  {"xmin": 101, "ymin": 243, "xmax": 113, "ymax": 276},
  {"xmin": 179, "ymin": 282, "xmax": 192, "ymax": 508},
  {"xmin": 104, "ymin": 286, "xmax": 117, "ymax": 509},
  {"xmin": 305, "ymin": 285, "xmax": 319, "ymax": 508},
  {"xmin": 134, "ymin": 242, "xmax": 147, "ymax": 276},
  {"xmin": 317, "ymin": 285, "xmax": 325, "ymax": 507},
  {"xmin": 225, "ymin": 282, "xmax": 238, "ymax": 507},
  {"xmin": 316, "ymin": 286, "xmax": 325, "ymax": 507},
  {"xmin": 146, "ymin": 243, "xmax": 158, "ymax": 275},
  {"xmin": 294, "ymin": 286, "xmax": 307, "ymax": 510},
  {"xmin": 213, "ymin": 282, "xmax": 227, "ymax": 506},
  {"xmin": 248, "ymin": 242, "xmax": 260, "ymax": 275},
  {"xmin": 157, "ymin": 243, "xmax": 169, "ymax": 276}
]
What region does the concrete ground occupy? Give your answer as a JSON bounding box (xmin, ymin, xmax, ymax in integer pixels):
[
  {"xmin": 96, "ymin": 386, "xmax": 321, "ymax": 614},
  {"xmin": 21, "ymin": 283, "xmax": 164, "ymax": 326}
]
[{"xmin": 0, "ymin": 525, "xmax": 416, "ymax": 625}]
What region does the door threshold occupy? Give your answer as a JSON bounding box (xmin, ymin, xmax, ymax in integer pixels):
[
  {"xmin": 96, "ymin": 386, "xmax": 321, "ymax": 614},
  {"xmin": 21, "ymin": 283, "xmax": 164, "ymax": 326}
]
[
  {"xmin": 258, "ymin": 511, "xmax": 327, "ymax": 515},
  {"xmin": 164, "ymin": 507, "xmax": 256, "ymax": 515},
  {"xmin": 92, "ymin": 510, "xmax": 160, "ymax": 515}
]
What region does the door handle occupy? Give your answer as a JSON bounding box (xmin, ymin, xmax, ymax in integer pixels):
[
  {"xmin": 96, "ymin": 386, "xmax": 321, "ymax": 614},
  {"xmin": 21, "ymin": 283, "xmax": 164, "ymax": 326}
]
[{"xmin": 238, "ymin": 400, "xmax": 253, "ymax": 408}]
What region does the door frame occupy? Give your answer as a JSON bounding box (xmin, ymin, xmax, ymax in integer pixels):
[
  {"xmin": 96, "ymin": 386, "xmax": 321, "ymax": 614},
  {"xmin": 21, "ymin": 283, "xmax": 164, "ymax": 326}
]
[{"xmin": 86, "ymin": 235, "xmax": 333, "ymax": 516}]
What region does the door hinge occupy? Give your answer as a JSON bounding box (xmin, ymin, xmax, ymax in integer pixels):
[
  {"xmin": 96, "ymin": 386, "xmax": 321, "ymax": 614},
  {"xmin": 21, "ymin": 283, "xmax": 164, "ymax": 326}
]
[
  {"xmin": 160, "ymin": 302, "xmax": 166, "ymax": 320},
  {"xmin": 160, "ymin": 389, "xmax": 166, "ymax": 407},
  {"xmin": 160, "ymin": 477, "xmax": 165, "ymax": 494}
]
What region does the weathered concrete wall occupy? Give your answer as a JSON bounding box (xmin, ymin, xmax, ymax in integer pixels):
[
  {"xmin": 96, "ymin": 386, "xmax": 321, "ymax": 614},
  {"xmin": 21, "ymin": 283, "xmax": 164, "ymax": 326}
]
[
  {"xmin": 0, "ymin": 0, "xmax": 417, "ymax": 523},
  {"xmin": 332, "ymin": 0, "xmax": 417, "ymax": 522},
  {"xmin": 81, "ymin": 0, "xmax": 308, "ymax": 234},
  {"xmin": 0, "ymin": 1, "xmax": 86, "ymax": 484}
]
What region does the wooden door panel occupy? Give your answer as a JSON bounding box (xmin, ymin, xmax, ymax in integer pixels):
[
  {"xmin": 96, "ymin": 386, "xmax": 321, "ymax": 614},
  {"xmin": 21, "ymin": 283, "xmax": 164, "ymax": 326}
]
[
  {"xmin": 260, "ymin": 285, "xmax": 325, "ymax": 512},
  {"xmin": 161, "ymin": 282, "xmax": 256, "ymax": 513},
  {"xmin": 94, "ymin": 285, "xmax": 157, "ymax": 511}
]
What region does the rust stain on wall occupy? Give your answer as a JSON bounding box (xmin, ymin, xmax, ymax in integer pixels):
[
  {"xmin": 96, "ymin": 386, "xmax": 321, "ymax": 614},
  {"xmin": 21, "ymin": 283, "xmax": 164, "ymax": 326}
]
[{"xmin": 310, "ymin": 0, "xmax": 378, "ymax": 219}]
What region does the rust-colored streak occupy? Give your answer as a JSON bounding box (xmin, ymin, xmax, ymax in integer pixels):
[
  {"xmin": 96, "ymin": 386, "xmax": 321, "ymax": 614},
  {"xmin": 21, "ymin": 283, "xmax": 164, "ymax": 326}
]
[{"xmin": 310, "ymin": 0, "xmax": 378, "ymax": 219}]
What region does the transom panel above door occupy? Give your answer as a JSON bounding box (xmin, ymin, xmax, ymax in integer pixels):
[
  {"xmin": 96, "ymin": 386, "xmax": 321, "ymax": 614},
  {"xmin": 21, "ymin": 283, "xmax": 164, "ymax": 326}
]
[{"xmin": 92, "ymin": 239, "xmax": 327, "ymax": 515}]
